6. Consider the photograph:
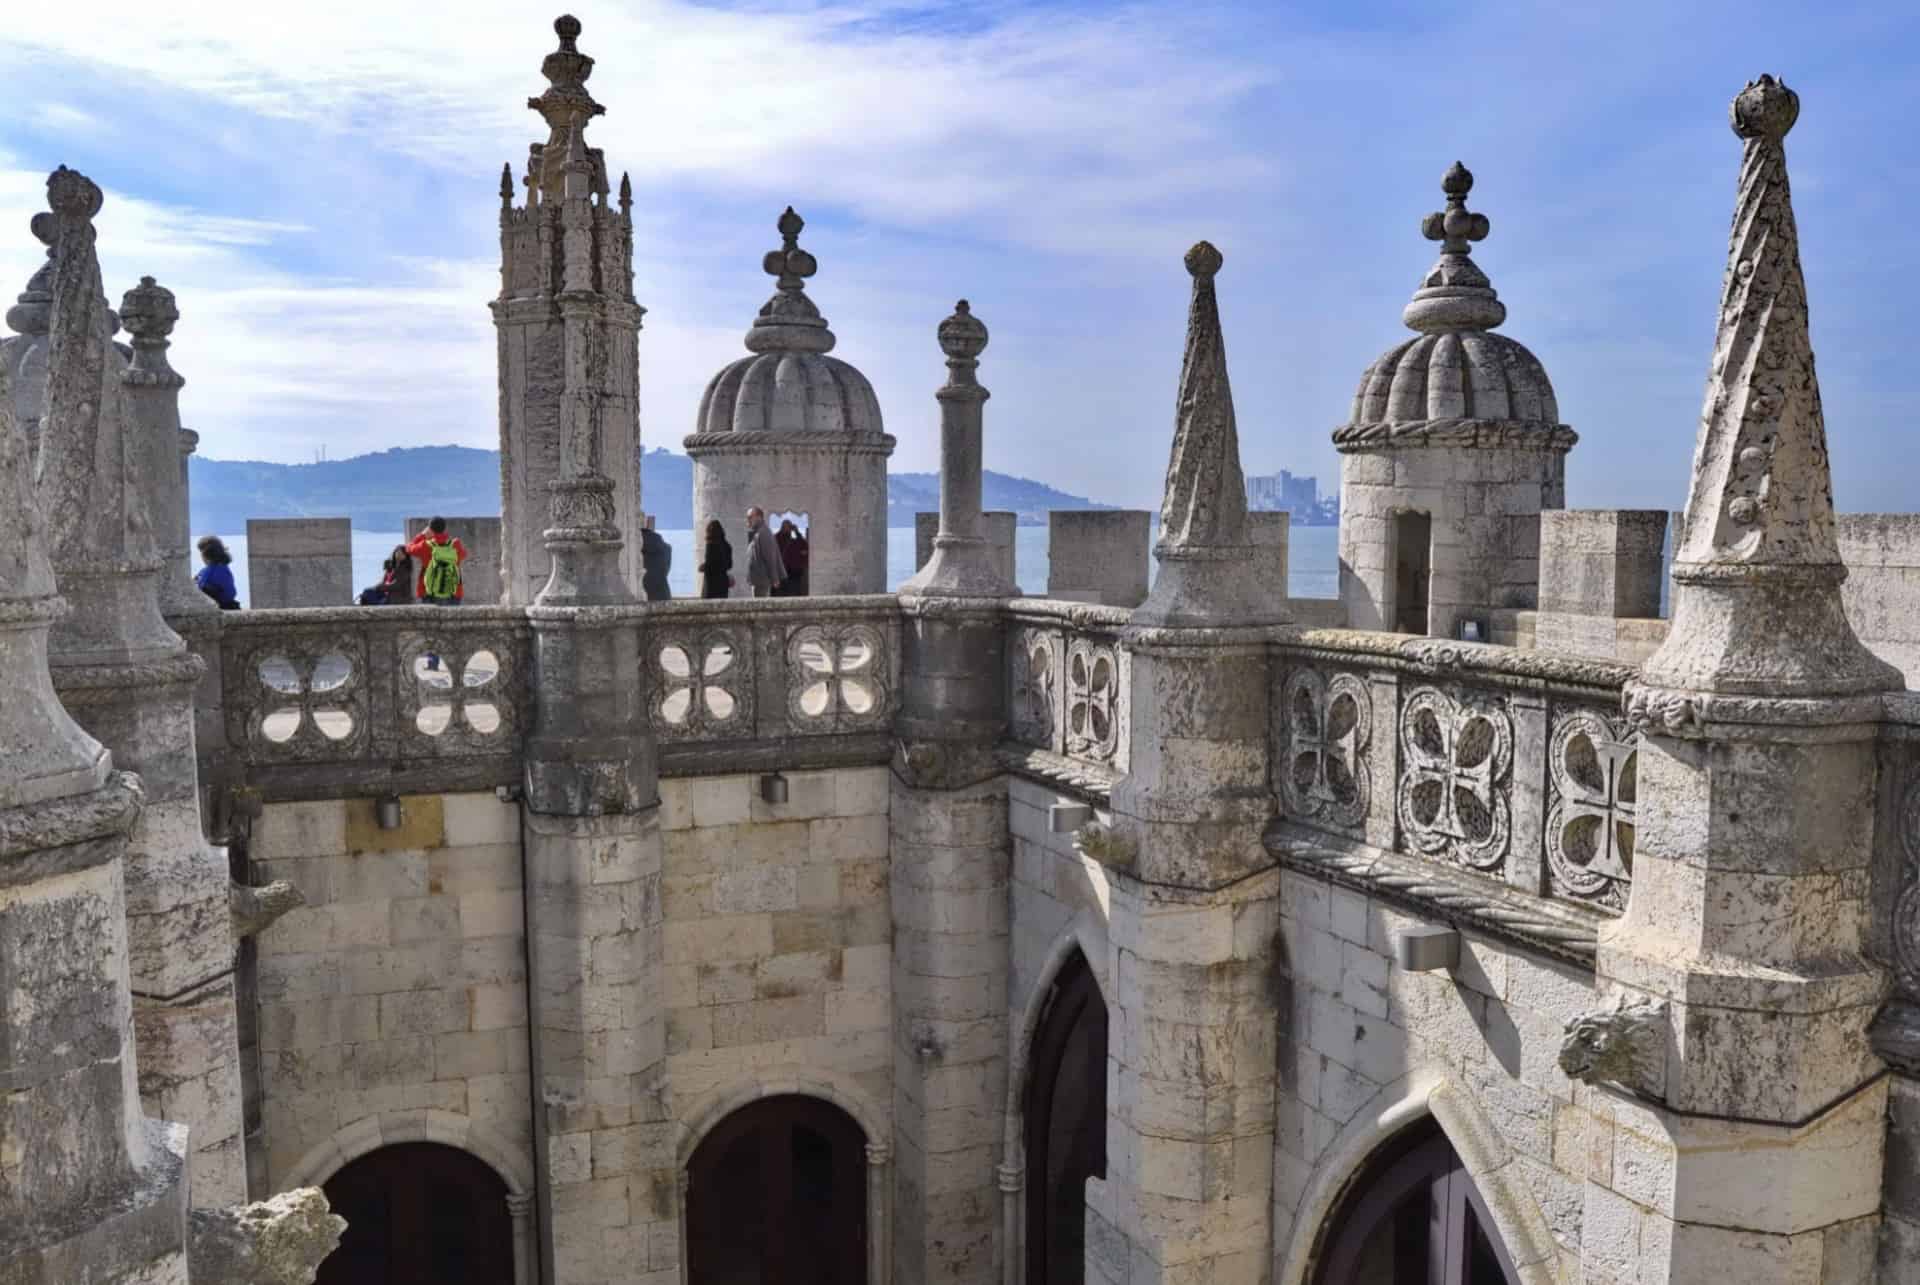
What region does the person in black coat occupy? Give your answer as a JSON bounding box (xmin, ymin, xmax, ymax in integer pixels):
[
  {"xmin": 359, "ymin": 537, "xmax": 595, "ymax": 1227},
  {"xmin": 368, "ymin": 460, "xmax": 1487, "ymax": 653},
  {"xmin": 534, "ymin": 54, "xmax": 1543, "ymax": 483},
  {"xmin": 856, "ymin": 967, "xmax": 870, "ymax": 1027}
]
[
  {"xmin": 641, "ymin": 515, "xmax": 673, "ymax": 602},
  {"xmin": 697, "ymin": 519, "xmax": 734, "ymax": 599}
]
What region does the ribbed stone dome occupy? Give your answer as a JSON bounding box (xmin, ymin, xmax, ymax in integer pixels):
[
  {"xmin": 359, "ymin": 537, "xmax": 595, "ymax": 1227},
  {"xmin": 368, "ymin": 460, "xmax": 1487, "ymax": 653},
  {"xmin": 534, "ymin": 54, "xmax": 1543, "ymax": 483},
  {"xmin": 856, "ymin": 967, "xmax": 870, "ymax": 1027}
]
[
  {"xmin": 696, "ymin": 350, "xmax": 884, "ymax": 436},
  {"xmin": 690, "ymin": 206, "xmax": 885, "ymax": 439},
  {"xmin": 1334, "ymin": 162, "xmax": 1572, "ymax": 447},
  {"xmin": 1347, "ymin": 330, "xmax": 1558, "ymax": 427}
]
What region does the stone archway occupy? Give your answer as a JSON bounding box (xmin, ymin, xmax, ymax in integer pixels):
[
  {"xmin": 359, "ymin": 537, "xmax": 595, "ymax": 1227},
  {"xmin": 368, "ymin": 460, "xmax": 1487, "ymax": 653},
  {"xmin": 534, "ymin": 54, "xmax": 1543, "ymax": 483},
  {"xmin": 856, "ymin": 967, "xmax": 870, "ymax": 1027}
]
[
  {"xmin": 317, "ymin": 1141, "xmax": 514, "ymax": 1285},
  {"xmin": 1022, "ymin": 946, "xmax": 1109, "ymax": 1285},
  {"xmin": 684, "ymin": 1093, "xmax": 869, "ymax": 1285},
  {"xmin": 1311, "ymin": 1117, "xmax": 1520, "ymax": 1284}
]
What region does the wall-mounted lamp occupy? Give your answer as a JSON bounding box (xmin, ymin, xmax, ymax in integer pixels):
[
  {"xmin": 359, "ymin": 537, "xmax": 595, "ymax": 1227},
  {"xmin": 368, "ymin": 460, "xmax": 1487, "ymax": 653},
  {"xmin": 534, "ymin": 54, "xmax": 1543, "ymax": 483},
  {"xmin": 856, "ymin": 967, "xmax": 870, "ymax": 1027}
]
[
  {"xmin": 760, "ymin": 772, "xmax": 790, "ymax": 805},
  {"xmin": 1049, "ymin": 802, "xmax": 1094, "ymax": 834},
  {"xmin": 375, "ymin": 796, "xmax": 404, "ymax": 831},
  {"xmin": 1457, "ymin": 618, "xmax": 1486, "ymax": 643},
  {"xmin": 1393, "ymin": 924, "xmax": 1460, "ymax": 973}
]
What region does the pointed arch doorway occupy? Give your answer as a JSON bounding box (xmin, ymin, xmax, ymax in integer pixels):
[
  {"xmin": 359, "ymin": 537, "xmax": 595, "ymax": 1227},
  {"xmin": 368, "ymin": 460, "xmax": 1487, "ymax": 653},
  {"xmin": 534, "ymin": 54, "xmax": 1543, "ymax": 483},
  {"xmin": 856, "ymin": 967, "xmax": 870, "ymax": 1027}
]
[
  {"xmin": 1313, "ymin": 1118, "xmax": 1520, "ymax": 1285},
  {"xmin": 685, "ymin": 1093, "xmax": 868, "ymax": 1285},
  {"xmin": 1024, "ymin": 948, "xmax": 1109, "ymax": 1285}
]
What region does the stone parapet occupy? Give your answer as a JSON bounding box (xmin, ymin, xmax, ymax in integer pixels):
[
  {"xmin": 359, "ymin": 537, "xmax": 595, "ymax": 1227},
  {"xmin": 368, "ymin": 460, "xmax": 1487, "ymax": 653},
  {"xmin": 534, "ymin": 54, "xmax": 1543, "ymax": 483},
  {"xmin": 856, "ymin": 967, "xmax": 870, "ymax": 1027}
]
[
  {"xmin": 1538, "ymin": 509, "xmax": 1667, "ymax": 618},
  {"xmin": 913, "ymin": 510, "xmax": 1017, "ymax": 592},
  {"xmin": 1046, "ymin": 511, "xmax": 1150, "ymax": 607},
  {"xmin": 245, "ymin": 518, "xmax": 353, "ymax": 610}
]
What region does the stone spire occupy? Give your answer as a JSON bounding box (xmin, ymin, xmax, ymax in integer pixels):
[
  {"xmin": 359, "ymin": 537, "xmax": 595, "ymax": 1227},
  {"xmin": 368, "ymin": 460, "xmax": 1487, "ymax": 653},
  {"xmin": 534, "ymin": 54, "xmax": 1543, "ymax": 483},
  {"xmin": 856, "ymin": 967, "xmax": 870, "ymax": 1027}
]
[
  {"xmin": 0, "ymin": 326, "xmax": 109, "ymax": 808},
  {"xmin": 747, "ymin": 206, "xmax": 834, "ymax": 354},
  {"xmin": 1133, "ymin": 241, "xmax": 1279, "ymax": 626},
  {"xmin": 527, "ymin": 13, "xmax": 606, "ymax": 204},
  {"xmin": 1633, "ymin": 75, "xmax": 1898, "ymax": 710}
]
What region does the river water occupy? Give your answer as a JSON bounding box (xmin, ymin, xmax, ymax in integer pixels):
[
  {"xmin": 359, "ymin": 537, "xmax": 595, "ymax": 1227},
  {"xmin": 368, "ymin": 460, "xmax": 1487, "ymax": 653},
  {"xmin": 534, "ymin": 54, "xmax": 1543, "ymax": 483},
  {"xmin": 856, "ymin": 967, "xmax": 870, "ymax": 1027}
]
[{"xmin": 209, "ymin": 525, "xmax": 1346, "ymax": 607}]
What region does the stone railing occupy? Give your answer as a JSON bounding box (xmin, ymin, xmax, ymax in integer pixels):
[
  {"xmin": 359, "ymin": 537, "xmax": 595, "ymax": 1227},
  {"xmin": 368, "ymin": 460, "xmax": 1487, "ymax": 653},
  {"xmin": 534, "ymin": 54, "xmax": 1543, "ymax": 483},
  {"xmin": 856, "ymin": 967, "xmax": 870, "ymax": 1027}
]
[
  {"xmin": 1271, "ymin": 630, "xmax": 1639, "ymax": 927},
  {"xmin": 218, "ymin": 605, "xmax": 532, "ymax": 799},
  {"xmin": 643, "ymin": 596, "xmax": 902, "ymax": 774},
  {"xmin": 1001, "ymin": 600, "xmax": 1133, "ymax": 794}
]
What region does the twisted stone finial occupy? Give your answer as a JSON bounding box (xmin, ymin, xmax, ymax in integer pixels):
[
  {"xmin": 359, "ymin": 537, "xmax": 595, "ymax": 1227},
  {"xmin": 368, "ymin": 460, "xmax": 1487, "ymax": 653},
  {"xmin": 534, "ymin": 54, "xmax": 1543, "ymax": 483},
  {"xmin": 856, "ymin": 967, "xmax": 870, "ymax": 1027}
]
[
  {"xmin": 1732, "ymin": 74, "xmax": 1798, "ymax": 141},
  {"xmin": 762, "ymin": 207, "xmax": 818, "ymax": 291},
  {"xmin": 937, "ymin": 299, "xmax": 988, "ymax": 362},
  {"xmin": 1403, "ymin": 161, "xmax": 1505, "ymax": 334}
]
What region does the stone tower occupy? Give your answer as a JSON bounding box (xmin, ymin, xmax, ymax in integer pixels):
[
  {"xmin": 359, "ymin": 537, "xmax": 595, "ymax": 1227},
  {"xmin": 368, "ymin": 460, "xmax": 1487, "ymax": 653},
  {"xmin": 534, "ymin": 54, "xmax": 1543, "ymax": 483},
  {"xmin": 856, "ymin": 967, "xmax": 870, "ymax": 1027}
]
[
  {"xmin": 1334, "ymin": 163, "xmax": 1575, "ymax": 639},
  {"xmin": 687, "ymin": 207, "xmax": 894, "ymax": 595},
  {"xmin": 493, "ymin": 14, "xmax": 644, "ymax": 606}
]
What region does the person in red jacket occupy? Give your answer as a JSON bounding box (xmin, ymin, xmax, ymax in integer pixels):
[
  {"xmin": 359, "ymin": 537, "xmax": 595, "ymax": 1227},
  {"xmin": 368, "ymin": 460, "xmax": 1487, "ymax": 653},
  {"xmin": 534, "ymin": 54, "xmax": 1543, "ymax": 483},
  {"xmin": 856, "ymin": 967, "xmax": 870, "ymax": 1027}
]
[
  {"xmin": 405, "ymin": 517, "xmax": 469, "ymax": 673},
  {"xmin": 405, "ymin": 517, "xmax": 469, "ymax": 603}
]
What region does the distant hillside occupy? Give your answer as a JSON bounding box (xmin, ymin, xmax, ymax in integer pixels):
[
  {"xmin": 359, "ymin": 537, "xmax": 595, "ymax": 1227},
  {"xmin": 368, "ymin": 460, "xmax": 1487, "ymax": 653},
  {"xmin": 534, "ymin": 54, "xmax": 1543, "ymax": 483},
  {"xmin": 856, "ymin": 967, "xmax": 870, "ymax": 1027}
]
[{"xmin": 189, "ymin": 445, "xmax": 1114, "ymax": 533}]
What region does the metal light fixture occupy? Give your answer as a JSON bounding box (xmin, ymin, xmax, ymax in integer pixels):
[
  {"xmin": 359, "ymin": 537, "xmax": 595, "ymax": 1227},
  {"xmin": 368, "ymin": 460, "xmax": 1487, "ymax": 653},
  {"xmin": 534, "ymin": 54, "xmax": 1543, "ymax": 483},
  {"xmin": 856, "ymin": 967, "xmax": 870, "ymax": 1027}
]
[
  {"xmin": 1049, "ymin": 801, "xmax": 1094, "ymax": 834},
  {"xmin": 375, "ymin": 796, "xmax": 403, "ymax": 831},
  {"xmin": 1394, "ymin": 924, "xmax": 1460, "ymax": 973},
  {"xmin": 760, "ymin": 772, "xmax": 790, "ymax": 805}
]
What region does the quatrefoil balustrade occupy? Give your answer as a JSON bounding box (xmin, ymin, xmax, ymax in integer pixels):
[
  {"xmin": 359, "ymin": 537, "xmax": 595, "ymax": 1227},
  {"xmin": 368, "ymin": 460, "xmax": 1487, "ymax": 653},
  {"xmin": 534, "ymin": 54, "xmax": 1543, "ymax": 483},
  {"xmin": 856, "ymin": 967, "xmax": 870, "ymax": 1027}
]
[
  {"xmin": 650, "ymin": 632, "xmax": 751, "ymax": 739},
  {"xmin": 1545, "ymin": 708, "xmax": 1637, "ymax": 912},
  {"xmin": 1064, "ymin": 640, "xmax": 1120, "ymax": 761},
  {"xmin": 238, "ymin": 637, "xmax": 369, "ymax": 759},
  {"xmin": 398, "ymin": 634, "xmax": 520, "ymax": 755},
  {"xmin": 1280, "ymin": 667, "xmax": 1373, "ymax": 832},
  {"xmin": 1396, "ymin": 685, "xmax": 1514, "ymax": 874},
  {"xmin": 1010, "ymin": 629, "xmax": 1059, "ymax": 750},
  {"xmin": 785, "ymin": 624, "xmax": 890, "ymax": 731}
]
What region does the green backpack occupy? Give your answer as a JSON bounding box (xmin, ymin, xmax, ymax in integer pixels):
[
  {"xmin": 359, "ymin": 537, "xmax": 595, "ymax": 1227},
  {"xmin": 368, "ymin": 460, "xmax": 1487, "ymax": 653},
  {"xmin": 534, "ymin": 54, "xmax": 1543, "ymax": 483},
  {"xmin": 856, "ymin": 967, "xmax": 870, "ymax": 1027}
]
[{"xmin": 422, "ymin": 539, "xmax": 461, "ymax": 600}]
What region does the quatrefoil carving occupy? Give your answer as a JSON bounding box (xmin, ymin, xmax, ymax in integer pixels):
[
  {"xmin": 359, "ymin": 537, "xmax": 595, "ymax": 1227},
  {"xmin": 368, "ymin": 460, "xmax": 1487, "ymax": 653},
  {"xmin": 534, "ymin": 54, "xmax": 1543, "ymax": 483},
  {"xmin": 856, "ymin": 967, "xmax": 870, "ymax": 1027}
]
[
  {"xmin": 1396, "ymin": 686, "xmax": 1513, "ymax": 873},
  {"xmin": 1280, "ymin": 668, "xmax": 1372, "ymax": 831},
  {"xmin": 651, "ymin": 632, "xmax": 748, "ymax": 738},
  {"xmin": 786, "ymin": 624, "xmax": 889, "ymax": 731},
  {"xmin": 1064, "ymin": 641, "xmax": 1119, "ymax": 761},
  {"xmin": 248, "ymin": 645, "xmax": 364, "ymax": 755},
  {"xmin": 1545, "ymin": 708, "xmax": 1637, "ymax": 912}
]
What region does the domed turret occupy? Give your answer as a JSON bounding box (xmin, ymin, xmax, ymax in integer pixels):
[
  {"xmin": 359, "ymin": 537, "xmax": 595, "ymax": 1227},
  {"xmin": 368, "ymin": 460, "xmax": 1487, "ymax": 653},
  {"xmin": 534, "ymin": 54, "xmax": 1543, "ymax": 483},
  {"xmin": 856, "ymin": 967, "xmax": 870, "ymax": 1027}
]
[
  {"xmin": 1334, "ymin": 164, "xmax": 1575, "ymax": 638},
  {"xmin": 685, "ymin": 208, "xmax": 895, "ymax": 594}
]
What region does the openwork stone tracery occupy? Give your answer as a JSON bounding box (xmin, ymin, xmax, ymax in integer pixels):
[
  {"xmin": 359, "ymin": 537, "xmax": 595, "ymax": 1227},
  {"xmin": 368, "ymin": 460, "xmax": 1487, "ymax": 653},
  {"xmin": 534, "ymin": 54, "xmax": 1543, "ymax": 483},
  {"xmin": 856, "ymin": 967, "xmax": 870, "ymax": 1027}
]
[
  {"xmin": 1395, "ymin": 685, "xmax": 1513, "ymax": 873},
  {"xmin": 786, "ymin": 622, "xmax": 890, "ymax": 731},
  {"xmin": 650, "ymin": 630, "xmax": 752, "ymax": 738},
  {"xmin": 1278, "ymin": 667, "xmax": 1373, "ymax": 832},
  {"xmin": 1544, "ymin": 706, "xmax": 1637, "ymax": 911}
]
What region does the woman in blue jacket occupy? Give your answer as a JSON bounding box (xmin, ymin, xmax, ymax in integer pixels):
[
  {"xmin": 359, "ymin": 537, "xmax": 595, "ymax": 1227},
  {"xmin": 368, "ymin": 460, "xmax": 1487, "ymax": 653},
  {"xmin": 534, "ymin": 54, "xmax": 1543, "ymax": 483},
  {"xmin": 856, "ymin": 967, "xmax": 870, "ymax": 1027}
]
[{"xmin": 195, "ymin": 535, "xmax": 241, "ymax": 610}]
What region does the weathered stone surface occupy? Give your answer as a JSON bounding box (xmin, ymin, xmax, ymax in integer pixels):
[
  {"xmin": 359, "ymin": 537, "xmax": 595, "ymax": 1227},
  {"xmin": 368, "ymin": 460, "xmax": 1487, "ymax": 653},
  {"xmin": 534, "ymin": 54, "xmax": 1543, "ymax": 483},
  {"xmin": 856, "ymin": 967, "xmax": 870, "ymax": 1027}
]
[
  {"xmin": 1048, "ymin": 510, "xmax": 1150, "ymax": 606},
  {"xmin": 246, "ymin": 518, "xmax": 352, "ymax": 610},
  {"xmin": 186, "ymin": 1187, "xmax": 345, "ymax": 1285}
]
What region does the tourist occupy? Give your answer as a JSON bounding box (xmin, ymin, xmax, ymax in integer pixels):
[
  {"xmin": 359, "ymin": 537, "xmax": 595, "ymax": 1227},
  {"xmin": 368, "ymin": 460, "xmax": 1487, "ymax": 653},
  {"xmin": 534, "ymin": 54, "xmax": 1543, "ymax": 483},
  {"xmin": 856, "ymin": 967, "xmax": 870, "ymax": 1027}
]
[
  {"xmin": 194, "ymin": 535, "xmax": 241, "ymax": 610},
  {"xmin": 641, "ymin": 515, "xmax": 673, "ymax": 602},
  {"xmin": 774, "ymin": 518, "xmax": 809, "ymax": 597},
  {"xmin": 698, "ymin": 519, "xmax": 734, "ymax": 599},
  {"xmin": 406, "ymin": 517, "xmax": 467, "ymax": 672},
  {"xmin": 358, "ymin": 545, "xmax": 414, "ymax": 605},
  {"xmin": 745, "ymin": 506, "xmax": 786, "ymax": 599}
]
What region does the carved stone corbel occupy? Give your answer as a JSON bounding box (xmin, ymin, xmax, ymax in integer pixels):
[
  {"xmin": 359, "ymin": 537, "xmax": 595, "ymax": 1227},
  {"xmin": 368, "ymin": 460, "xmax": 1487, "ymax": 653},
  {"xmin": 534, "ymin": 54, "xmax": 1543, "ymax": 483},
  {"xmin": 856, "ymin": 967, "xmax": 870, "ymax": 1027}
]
[{"xmin": 1558, "ymin": 993, "xmax": 1669, "ymax": 1092}]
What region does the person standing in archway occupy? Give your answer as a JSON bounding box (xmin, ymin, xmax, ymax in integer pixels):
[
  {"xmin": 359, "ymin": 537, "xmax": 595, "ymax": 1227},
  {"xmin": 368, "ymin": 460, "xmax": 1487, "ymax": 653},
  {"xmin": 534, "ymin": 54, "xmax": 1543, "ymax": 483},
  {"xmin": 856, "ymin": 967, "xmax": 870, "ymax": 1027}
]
[
  {"xmin": 745, "ymin": 506, "xmax": 787, "ymax": 599},
  {"xmin": 774, "ymin": 518, "xmax": 809, "ymax": 598}
]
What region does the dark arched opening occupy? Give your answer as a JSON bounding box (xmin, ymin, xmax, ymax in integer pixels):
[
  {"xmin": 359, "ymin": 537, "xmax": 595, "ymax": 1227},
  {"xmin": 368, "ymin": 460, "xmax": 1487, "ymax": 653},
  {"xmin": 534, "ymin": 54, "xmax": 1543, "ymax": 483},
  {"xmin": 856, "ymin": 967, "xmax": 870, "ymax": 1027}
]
[
  {"xmin": 318, "ymin": 1141, "xmax": 513, "ymax": 1285},
  {"xmin": 1024, "ymin": 948, "xmax": 1109, "ymax": 1285},
  {"xmin": 685, "ymin": 1093, "xmax": 867, "ymax": 1285},
  {"xmin": 1312, "ymin": 1117, "xmax": 1521, "ymax": 1285}
]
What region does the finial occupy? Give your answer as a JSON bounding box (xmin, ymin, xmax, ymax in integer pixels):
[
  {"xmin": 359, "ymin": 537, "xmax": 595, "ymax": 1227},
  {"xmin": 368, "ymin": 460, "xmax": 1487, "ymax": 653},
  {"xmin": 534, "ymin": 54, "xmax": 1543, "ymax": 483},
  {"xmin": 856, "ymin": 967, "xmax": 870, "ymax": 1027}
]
[
  {"xmin": 1184, "ymin": 241, "xmax": 1223, "ymax": 279},
  {"xmin": 555, "ymin": 14, "xmax": 582, "ymax": 50},
  {"xmin": 1402, "ymin": 161, "xmax": 1505, "ymax": 334},
  {"xmin": 120, "ymin": 275, "xmax": 177, "ymax": 338},
  {"xmin": 500, "ymin": 163, "xmax": 513, "ymax": 206},
  {"xmin": 47, "ymin": 166, "xmax": 103, "ymax": 224},
  {"xmin": 938, "ymin": 299, "xmax": 988, "ymax": 362},
  {"xmin": 1421, "ymin": 162, "xmax": 1490, "ymax": 250},
  {"xmin": 1732, "ymin": 74, "xmax": 1799, "ymax": 141},
  {"xmin": 761, "ymin": 206, "xmax": 818, "ymax": 292}
]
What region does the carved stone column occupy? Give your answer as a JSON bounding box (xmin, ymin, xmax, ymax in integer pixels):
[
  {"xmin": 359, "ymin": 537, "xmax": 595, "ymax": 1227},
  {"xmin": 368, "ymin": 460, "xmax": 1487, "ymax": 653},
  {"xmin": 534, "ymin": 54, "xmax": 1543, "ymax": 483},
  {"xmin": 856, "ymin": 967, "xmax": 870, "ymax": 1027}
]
[
  {"xmin": 506, "ymin": 1192, "xmax": 535, "ymax": 1285},
  {"xmin": 33, "ymin": 167, "xmax": 246, "ymax": 1206},
  {"xmin": 995, "ymin": 1162, "xmax": 1023, "ymax": 1285},
  {"xmin": 892, "ymin": 308, "xmax": 1014, "ymax": 1285},
  {"xmin": 1587, "ymin": 78, "xmax": 1897, "ymax": 1282},
  {"xmin": 0, "ymin": 252, "xmax": 188, "ymax": 1281},
  {"xmin": 865, "ymin": 1141, "xmax": 894, "ymax": 1285}
]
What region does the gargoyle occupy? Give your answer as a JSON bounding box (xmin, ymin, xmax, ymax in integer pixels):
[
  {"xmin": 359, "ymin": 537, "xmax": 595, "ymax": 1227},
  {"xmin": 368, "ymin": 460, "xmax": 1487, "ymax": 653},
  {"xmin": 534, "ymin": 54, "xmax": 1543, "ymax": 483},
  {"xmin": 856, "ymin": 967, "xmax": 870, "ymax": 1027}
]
[
  {"xmin": 231, "ymin": 879, "xmax": 305, "ymax": 940},
  {"xmin": 188, "ymin": 1187, "xmax": 345, "ymax": 1285},
  {"xmin": 1558, "ymin": 993, "xmax": 1669, "ymax": 1091}
]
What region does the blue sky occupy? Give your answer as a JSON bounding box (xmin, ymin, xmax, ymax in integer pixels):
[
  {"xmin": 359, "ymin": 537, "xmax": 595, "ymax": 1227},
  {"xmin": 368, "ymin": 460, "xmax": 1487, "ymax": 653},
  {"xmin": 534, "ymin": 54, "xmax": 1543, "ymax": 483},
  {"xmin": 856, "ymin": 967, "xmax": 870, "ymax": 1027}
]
[{"xmin": 1, "ymin": 1, "xmax": 1915, "ymax": 513}]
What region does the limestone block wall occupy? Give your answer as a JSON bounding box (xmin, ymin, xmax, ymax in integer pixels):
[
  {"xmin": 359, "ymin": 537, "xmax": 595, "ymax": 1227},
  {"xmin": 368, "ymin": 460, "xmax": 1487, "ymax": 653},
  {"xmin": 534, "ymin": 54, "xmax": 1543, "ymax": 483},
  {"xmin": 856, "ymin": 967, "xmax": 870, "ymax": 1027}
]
[
  {"xmin": 1270, "ymin": 868, "xmax": 1597, "ymax": 1283},
  {"xmin": 690, "ymin": 446, "xmax": 890, "ymax": 594},
  {"xmin": 244, "ymin": 791, "xmax": 534, "ymax": 1198},
  {"xmin": 1839, "ymin": 514, "xmax": 1920, "ymax": 686},
  {"xmin": 1008, "ymin": 778, "xmax": 1112, "ymax": 1035},
  {"xmin": 246, "ymin": 517, "xmax": 352, "ymax": 609},
  {"xmin": 1048, "ymin": 511, "xmax": 1151, "ymax": 606},
  {"xmin": 1338, "ymin": 445, "xmax": 1565, "ymax": 638},
  {"xmin": 405, "ymin": 515, "xmax": 505, "ymax": 605},
  {"xmin": 660, "ymin": 767, "xmax": 894, "ymax": 1144}
]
